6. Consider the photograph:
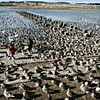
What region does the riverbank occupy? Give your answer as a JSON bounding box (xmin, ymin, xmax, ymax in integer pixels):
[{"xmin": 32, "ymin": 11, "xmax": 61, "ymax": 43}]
[{"xmin": 6, "ymin": 4, "xmax": 100, "ymax": 10}]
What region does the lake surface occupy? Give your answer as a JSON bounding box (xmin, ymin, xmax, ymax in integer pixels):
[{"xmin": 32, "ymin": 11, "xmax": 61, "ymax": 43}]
[
  {"xmin": 0, "ymin": 7, "xmax": 100, "ymax": 24},
  {"xmin": 28, "ymin": 9, "xmax": 100, "ymax": 24}
]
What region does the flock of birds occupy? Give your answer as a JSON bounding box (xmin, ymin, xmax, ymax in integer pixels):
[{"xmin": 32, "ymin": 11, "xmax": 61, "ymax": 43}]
[
  {"xmin": 0, "ymin": 12, "xmax": 34, "ymax": 29},
  {"xmin": 17, "ymin": 11, "xmax": 100, "ymax": 60},
  {"xmin": 0, "ymin": 11, "xmax": 40, "ymax": 47},
  {"xmin": 0, "ymin": 56, "xmax": 100, "ymax": 100},
  {"xmin": 0, "ymin": 10, "xmax": 100, "ymax": 100}
]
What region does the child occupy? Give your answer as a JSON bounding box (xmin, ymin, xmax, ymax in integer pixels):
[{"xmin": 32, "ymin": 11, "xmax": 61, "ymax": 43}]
[{"xmin": 7, "ymin": 43, "xmax": 16, "ymax": 60}]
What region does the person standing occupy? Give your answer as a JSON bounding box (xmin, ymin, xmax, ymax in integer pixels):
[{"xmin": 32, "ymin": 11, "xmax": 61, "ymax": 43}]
[
  {"xmin": 27, "ymin": 38, "xmax": 33, "ymax": 55},
  {"xmin": 7, "ymin": 43, "xmax": 16, "ymax": 60}
]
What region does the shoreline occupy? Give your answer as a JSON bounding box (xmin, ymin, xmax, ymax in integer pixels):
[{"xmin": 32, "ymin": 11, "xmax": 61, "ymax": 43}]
[{"xmin": 1, "ymin": 5, "xmax": 100, "ymax": 10}]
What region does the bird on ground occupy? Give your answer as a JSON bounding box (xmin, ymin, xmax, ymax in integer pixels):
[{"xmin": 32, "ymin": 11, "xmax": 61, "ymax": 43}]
[
  {"xmin": 75, "ymin": 67, "xmax": 84, "ymax": 75},
  {"xmin": 66, "ymin": 88, "xmax": 77, "ymax": 98},
  {"xmin": 35, "ymin": 79, "xmax": 42, "ymax": 88},
  {"xmin": 42, "ymin": 84, "xmax": 48, "ymax": 94},
  {"xmin": 3, "ymin": 89, "xmax": 15, "ymax": 99},
  {"xmin": 91, "ymin": 90, "xmax": 100, "ymax": 100},
  {"xmin": 59, "ymin": 82, "xmax": 67, "ymax": 90},
  {"xmin": 80, "ymin": 83, "xmax": 89, "ymax": 94},
  {"xmin": 19, "ymin": 83, "xmax": 33, "ymax": 91},
  {"xmin": 47, "ymin": 94, "xmax": 52, "ymax": 100},
  {"xmin": 73, "ymin": 75, "xmax": 84, "ymax": 83},
  {"xmin": 22, "ymin": 90, "xmax": 35, "ymax": 99},
  {"xmin": 95, "ymin": 83, "xmax": 100, "ymax": 93},
  {"xmin": 88, "ymin": 73, "xmax": 94, "ymax": 81}
]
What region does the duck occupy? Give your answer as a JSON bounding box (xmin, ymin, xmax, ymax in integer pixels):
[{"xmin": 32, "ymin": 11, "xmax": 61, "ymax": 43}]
[
  {"xmin": 20, "ymin": 69, "xmax": 30, "ymax": 80},
  {"xmin": 22, "ymin": 90, "xmax": 27, "ymax": 98},
  {"xmin": 73, "ymin": 75, "xmax": 83, "ymax": 83},
  {"xmin": 8, "ymin": 64, "xmax": 15, "ymax": 69},
  {"xmin": 67, "ymin": 68, "xmax": 77, "ymax": 75},
  {"xmin": 22, "ymin": 90, "xmax": 34, "ymax": 99},
  {"xmin": 20, "ymin": 73, "xmax": 30, "ymax": 80},
  {"xmin": 85, "ymin": 60, "xmax": 91, "ymax": 67},
  {"xmin": 85, "ymin": 80, "xmax": 98, "ymax": 89},
  {"xmin": 65, "ymin": 74, "xmax": 74, "ymax": 81},
  {"xmin": 40, "ymin": 71, "xmax": 47, "ymax": 79},
  {"xmin": 20, "ymin": 83, "xmax": 33, "ymax": 91},
  {"xmin": 47, "ymin": 94, "xmax": 52, "ymax": 100},
  {"xmin": 92, "ymin": 79, "xmax": 100, "ymax": 85},
  {"xmin": 5, "ymin": 67, "xmax": 11, "ymax": 72},
  {"xmin": 42, "ymin": 84, "xmax": 48, "ymax": 94},
  {"xmin": 53, "ymin": 79, "xmax": 61, "ymax": 86},
  {"xmin": 53, "ymin": 66, "xmax": 56, "ymax": 71},
  {"xmin": 89, "ymin": 58, "xmax": 94, "ymax": 65},
  {"xmin": 66, "ymin": 88, "xmax": 77, "ymax": 98},
  {"xmin": 35, "ymin": 79, "xmax": 42, "ymax": 88},
  {"xmin": 0, "ymin": 82, "xmax": 13, "ymax": 89},
  {"xmin": 96, "ymin": 66, "xmax": 100, "ymax": 73},
  {"xmin": 50, "ymin": 78, "xmax": 56, "ymax": 85},
  {"xmin": 91, "ymin": 90, "xmax": 100, "ymax": 100},
  {"xmin": 35, "ymin": 81, "xmax": 40, "ymax": 87},
  {"xmin": 88, "ymin": 72, "xmax": 94, "ymax": 81},
  {"xmin": 64, "ymin": 97, "xmax": 70, "ymax": 100},
  {"xmin": 95, "ymin": 83, "xmax": 100, "ymax": 93},
  {"xmin": 7, "ymin": 65, "xmax": 18, "ymax": 74},
  {"xmin": 85, "ymin": 66, "xmax": 90, "ymax": 72},
  {"xmin": 36, "ymin": 66, "xmax": 46, "ymax": 73},
  {"xmin": 3, "ymin": 89, "xmax": 15, "ymax": 99},
  {"xmin": 59, "ymin": 82, "xmax": 65, "ymax": 90},
  {"xmin": 75, "ymin": 66, "xmax": 84, "ymax": 75},
  {"xmin": 18, "ymin": 66, "xmax": 23, "ymax": 71},
  {"xmin": 80, "ymin": 83, "xmax": 89, "ymax": 94},
  {"xmin": 5, "ymin": 71, "xmax": 19, "ymax": 79},
  {"xmin": 0, "ymin": 62, "xmax": 4, "ymax": 66}
]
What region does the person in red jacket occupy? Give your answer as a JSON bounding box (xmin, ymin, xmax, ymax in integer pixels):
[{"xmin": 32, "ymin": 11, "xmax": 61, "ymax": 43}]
[{"xmin": 7, "ymin": 43, "xmax": 16, "ymax": 60}]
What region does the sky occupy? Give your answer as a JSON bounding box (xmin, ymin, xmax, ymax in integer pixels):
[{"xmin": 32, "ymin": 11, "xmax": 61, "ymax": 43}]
[{"xmin": 0, "ymin": 0, "xmax": 100, "ymax": 3}]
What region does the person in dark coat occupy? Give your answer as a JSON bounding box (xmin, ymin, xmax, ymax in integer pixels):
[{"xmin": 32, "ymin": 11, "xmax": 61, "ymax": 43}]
[{"xmin": 28, "ymin": 38, "xmax": 33, "ymax": 54}]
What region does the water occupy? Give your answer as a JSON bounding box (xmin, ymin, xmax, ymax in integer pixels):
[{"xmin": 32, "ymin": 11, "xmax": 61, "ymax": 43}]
[
  {"xmin": 0, "ymin": 7, "xmax": 100, "ymax": 24},
  {"xmin": 28, "ymin": 9, "xmax": 100, "ymax": 24}
]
